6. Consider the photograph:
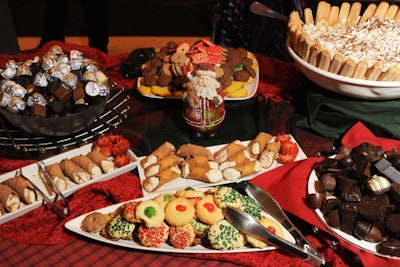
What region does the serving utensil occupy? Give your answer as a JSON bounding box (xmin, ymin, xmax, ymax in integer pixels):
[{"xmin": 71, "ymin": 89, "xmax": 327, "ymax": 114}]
[
  {"xmin": 250, "ymin": 1, "xmax": 288, "ymax": 22},
  {"xmin": 225, "ymin": 182, "xmax": 330, "ymax": 266}
]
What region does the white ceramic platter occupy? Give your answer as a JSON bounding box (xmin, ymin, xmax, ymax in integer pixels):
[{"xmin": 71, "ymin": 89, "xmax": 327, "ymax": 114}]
[
  {"xmin": 307, "ymin": 170, "xmax": 400, "ymax": 260},
  {"xmin": 0, "ymin": 143, "xmax": 138, "ymax": 225},
  {"xmin": 65, "ymin": 186, "xmax": 295, "ymax": 253},
  {"xmin": 288, "ymin": 46, "xmax": 400, "ymax": 100},
  {"xmin": 139, "ymin": 136, "xmax": 307, "ymax": 197},
  {"xmin": 137, "ymin": 52, "xmax": 259, "ymax": 101}
]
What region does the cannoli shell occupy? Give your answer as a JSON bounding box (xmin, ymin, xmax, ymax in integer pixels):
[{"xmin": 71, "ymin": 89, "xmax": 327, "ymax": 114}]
[
  {"xmin": 87, "ymin": 150, "xmax": 116, "ymax": 174},
  {"xmin": 60, "ymin": 158, "xmax": 91, "ymax": 184},
  {"xmin": 0, "ymin": 202, "xmax": 5, "ymax": 215},
  {"xmin": 259, "ymin": 142, "xmax": 281, "ymax": 169},
  {"xmin": 182, "ymin": 163, "xmax": 222, "ymax": 183},
  {"xmin": 222, "ymin": 160, "xmax": 262, "ymax": 181},
  {"xmin": 142, "ymin": 166, "xmax": 181, "ymax": 192},
  {"xmin": 3, "ymin": 176, "xmax": 36, "ymax": 204},
  {"xmin": 144, "ymin": 153, "xmax": 182, "ymax": 178},
  {"xmin": 46, "ymin": 163, "xmax": 68, "ymax": 191},
  {"xmin": 141, "ymin": 141, "xmax": 176, "ymax": 168},
  {"xmin": 0, "ymin": 183, "xmax": 20, "ymax": 212},
  {"xmin": 213, "ymin": 140, "xmax": 245, "ymax": 163},
  {"xmin": 71, "ymin": 154, "xmax": 102, "ymax": 178},
  {"xmin": 176, "ymin": 143, "xmax": 212, "ymax": 160}
]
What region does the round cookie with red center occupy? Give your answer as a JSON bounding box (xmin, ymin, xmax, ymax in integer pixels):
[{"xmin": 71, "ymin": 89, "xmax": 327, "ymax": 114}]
[
  {"xmin": 122, "ymin": 201, "xmax": 141, "ymax": 223},
  {"xmin": 195, "ymin": 194, "xmax": 224, "ymax": 225},
  {"xmin": 138, "ymin": 221, "xmax": 169, "ymax": 248},
  {"xmin": 164, "ymin": 197, "xmax": 195, "ymax": 226},
  {"xmin": 169, "ymin": 224, "xmax": 196, "ymax": 249},
  {"xmin": 247, "ymin": 216, "xmax": 285, "ymax": 248},
  {"xmin": 135, "ymin": 199, "xmax": 165, "ymax": 228}
]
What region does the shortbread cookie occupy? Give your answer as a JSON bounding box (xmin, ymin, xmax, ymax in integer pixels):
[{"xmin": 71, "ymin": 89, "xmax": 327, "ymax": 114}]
[
  {"xmin": 164, "ymin": 197, "xmax": 195, "ymax": 226},
  {"xmin": 195, "ymin": 194, "xmax": 224, "ymax": 225},
  {"xmin": 208, "ymin": 219, "xmax": 246, "ymax": 250}
]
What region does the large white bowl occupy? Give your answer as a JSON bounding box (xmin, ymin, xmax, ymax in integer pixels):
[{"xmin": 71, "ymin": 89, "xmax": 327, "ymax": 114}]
[{"xmin": 287, "ymin": 46, "xmax": 400, "ymax": 100}]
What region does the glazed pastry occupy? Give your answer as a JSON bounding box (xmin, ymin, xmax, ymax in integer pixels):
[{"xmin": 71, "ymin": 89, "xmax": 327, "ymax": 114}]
[
  {"xmin": 59, "ymin": 158, "xmax": 91, "ymax": 184},
  {"xmin": 86, "ymin": 150, "xmax": 116, "ymax": 174},
  {"xmin": 3, "ymin": 176, "xmax": 36, "ymax": 204},
  {"xmin": 142, "ymin": 166, "xmax": 181, "ymax": 193},
  {"xmin": 0, "ymin": 184, "xmax": 20, "ymax": 212},
  {"xmin": 45, "ymin": 163, "xmax": 68, "ymax": 191},
  {"xmin": 71, "ymin": 154, "xmax": 102, "ymax": 179}
]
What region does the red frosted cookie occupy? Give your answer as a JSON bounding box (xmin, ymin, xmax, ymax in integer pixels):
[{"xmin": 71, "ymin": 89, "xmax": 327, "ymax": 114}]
[
  {"xmin": 169, "ymin": 224, "xmax": 196, "ymax": 249},
  {"xmin": 138, "ymin": 222, "xmax": 169, "ymax": 248}
]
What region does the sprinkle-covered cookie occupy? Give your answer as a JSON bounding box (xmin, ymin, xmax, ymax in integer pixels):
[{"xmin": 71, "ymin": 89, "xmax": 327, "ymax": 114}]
[{"xmin": 208, "ymin": 219, "xmax": 246, "ymax": 250}]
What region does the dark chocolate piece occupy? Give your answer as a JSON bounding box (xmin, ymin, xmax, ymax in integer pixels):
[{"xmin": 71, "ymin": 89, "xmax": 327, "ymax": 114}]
[
  {"xmin": 339, "ymin": 202, "xmax": 358, "ymax": 235},
  {"xmin": 32, "ymin": 103, "xmax": 46, "ymax": 117},
  {"xmin": 327, "ymin": 209, "xmax": 340, "ymax": 228},
  {"xmin": 353, "ymin": 220, "xmax": 384, "ymax": 242},
  {"xmin": 53, "ymin": 86, "xmax": 71, "ymax": 103},
  {"xmin": 307, "ymin": 193, "xmax": 326, "ymax": 209},
  {"xmin": 390, "ymin": 183, "xmax": 400, "ymax": 202},
  {"xmin": 321, "ymin": 173, "xmax": 337, "ymax": 191},
  {"xmin": 377, "ymin": 238, "xmax": 400, "ymax": 257},
  {"xmin": 386, "ymin": 214, "xmax": 400, "ymax": 233},
  {"xmin": 321, "ymin": 196, "xmax": 341, "ymax": 215},
  {"xmin": 73, "ymin": 83, "xmax": 85, "ymax": 104},
  {"xmin": 358, "ymin": 194, "xmax": 389, "ymax": 221}
]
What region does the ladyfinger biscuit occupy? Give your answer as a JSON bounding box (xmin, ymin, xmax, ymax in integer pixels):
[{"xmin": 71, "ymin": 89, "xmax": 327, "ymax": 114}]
[
  {"xmin": 317, "ymin": 50, "xmax": 331, "ymax": 71},
  {"xmin": 346, "ymin": 2, "xmax": 362, "ymax": 27},
  {"xmin": 338, "ymin": 2, "xmax": 351, "ymax": 26},
  {"xmin": 303, "ymin": 8, "xmax": 314, "ymax": 25},
  {"xmin": 339, "ymin": 58, "xmax": 357, "ymax": 77},
  {"xmin": 328, "ymin": 6, "xmax": 339, "ymax": 26},
  {"xmin": 395, "ymin": 8, "xmax": 400, "ymax": 20},
  {"xmin": 384, "ymin": 4, "xmax": 399, "ymax": 19},
  {"xmin": 315, "ymin": 1, "xmax": 331, "ymax": 26},
  {"xmin": 365, "ymin": 63, "xmax": 383, "ymax": 81},
  {"xmin": 247, "ymin": 132, "xmax": 274, "ymax": 159},
  {"xmin": 288, "ymin": 11, "xmax": 303, "ymax": 28},
  {"xmin": 378, "ymin": 66, "xmax": 400, "ymax": 81},
  {"xmin": 300, "ymin": 32, "xmax": 313, "ymax": 61},
  {"xmin": 358, "ymin": 3, "xmax": 377, "ymax": 24},
  {"xmin": 373, "ymin": 1, "xmax": 389, "ymax": 18},
  {"xmin": 352, "ymin": 61, "xmax": 369, "ymax": 79},
  {"xmin": 290, "ymin": 26, "xmax": 303, "ymax": 54},
  {"xmin": 308, "ymin": 43, "xmax": 323, "ymax": 66},
  {"xmin": 328, "ymin": 54, "xmax": 345, "ymax": 74}
]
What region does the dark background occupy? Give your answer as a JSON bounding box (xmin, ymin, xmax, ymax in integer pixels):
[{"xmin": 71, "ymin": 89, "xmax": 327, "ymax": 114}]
[{"xmin": 10, "ymin": 0, "xmax": 215, "ymax": 37}]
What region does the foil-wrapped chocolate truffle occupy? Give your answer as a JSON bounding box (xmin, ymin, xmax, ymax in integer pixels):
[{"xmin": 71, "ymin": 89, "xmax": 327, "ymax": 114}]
[
  {"xmin": 85, "ymin": 81, "xmax": 100, "ymax": 97},
  {"xmin": 33, "ymin": 72, "xmax": 49, "ymax": 87},
  {"xmin": 7, "ymin": 97, "xmax": 26, "ymax": 113},
  {"xmin": 26, "ymin": 92, "xmax": 47, "ymax": 107},
  {"xmin": 5, "ymin": 83, "xmax": 27, "ymax": 98},
  {"xmin": 0, "ymin": 90, "xmax": 12, "ymax": 107},
  {"xmin": 61, "ymin": 72, "xmax": 78, "ymax": 88},
  {"xmin": 83, "ymin": 70, "xmax": 98, "ymax": 82}
]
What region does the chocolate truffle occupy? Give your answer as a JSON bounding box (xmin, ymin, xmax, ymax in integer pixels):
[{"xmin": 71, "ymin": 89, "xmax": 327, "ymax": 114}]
[
  {"xmin": 353, "ymin": 220, "xmax": 384, "ymax": 242},
  {"xmin": 377, "ymin": 238, "xmax": 400, "ymax": 257}
]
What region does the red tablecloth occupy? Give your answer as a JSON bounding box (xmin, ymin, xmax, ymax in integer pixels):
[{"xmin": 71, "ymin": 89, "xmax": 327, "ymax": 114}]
[{"xmin": 1, "ymin": 41, "xmax": 397, "ymax": 266}]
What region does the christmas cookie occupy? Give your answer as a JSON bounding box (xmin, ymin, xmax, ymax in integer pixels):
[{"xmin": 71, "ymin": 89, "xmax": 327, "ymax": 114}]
[
  {"xmin": 164, "ymin": 197, "xmax": 195, "ymax": 226},
  {"xmin": 208, "ymin": 219, "xmax": 246, "ymax": 250},
  {"xmin": 195, "ymin": 194, "xmax": 224, "ymax": 225},
  {"xmin": 135, "ymin": 199, "xmax": 165, "ymax": 228}
]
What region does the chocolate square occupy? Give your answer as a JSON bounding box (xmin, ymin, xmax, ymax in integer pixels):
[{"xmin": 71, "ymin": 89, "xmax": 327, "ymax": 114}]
[{"xmin": 54, "ymin": 86, "xmax": 71, "ymax": 103}]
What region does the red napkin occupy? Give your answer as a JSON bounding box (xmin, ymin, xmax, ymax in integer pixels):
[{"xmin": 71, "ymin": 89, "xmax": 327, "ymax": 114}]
[{"xmin": 249, "ymin": 121, "xmax": 400, "ymax": 266}]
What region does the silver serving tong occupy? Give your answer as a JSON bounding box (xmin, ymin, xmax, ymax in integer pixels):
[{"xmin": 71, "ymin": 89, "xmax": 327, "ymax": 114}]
[
  {"xmin": 250, "ymin": 1, "xmax": 289, "ymax": 22},
  {"xmin": 18, "ymin": 168, "xmax": 68, "ymax": 219},
  {"xmin": 37, "ymin": 161, "xmax": 69, "ymax": 218},
  {"xmin": 224, "ymin": 182, "xmax": 329, "ymax": 267}
]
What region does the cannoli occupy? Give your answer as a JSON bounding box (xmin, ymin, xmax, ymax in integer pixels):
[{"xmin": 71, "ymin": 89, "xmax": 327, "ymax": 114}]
[
  {"xmin": 0, "ymin": 202, "xmax": 5, "ymax": 215},
  {"xmin": 378, "ymin": 67, "xmax": 400, "ymax": 81},
  {"xmin": 0, "ymin": 183, "xmax": 20, "ymax": 212},
  {"xmin": 373, "ymin": 1, "xmax": 389, "ymax": 18},
  {"xmin": 60, "ymin": 158, "xmax": 91, "ymax": 184},
  {"xmin": 141, "ymin": 141, "xmax": 176, "ymax": 169},
  {"xmin": 142, "ymin": 166, "xmax": 181, "ymax": 193},
  {"xmin": 3, "ymin": 176, "xmax": 36, "ymax": 204},
  {"xmin": 346, "ymin": 2, "xmax": 361, "ymax": 27},
  {"xmin": 315, "ymin": 1, "xmax": 331, "ymax": 26},
  {"xmin": 365, "ymin": 63, "xmax": 383, "ymax": 81},
  {"xmin": 328, "ymin": 6, "xmax": 339, "ymax": 26},
  {"xmin": 328, "ymin": 54, "xmax": 345, "ymax": 74},
  {"xmin": 259, "ymin": 141, "xmax": 281, "ymax": 169},
  {"xmin": 247, "ymin": 132, "xmax": 274, "ymax": 159},
  {"xmin": 219, "ymin": 150, "xmax": 252, "ymax": 171},
  {"xmin": 144, "ymin": 153, "xmax": 182, "ymax": 178},
  {"xmin": 352, "ymin": 61, "xmax": 369, "ymax": 79},
  {"xmin": 213, "ymin": 140, "xmax": 246, "ymax": 163},
  {"xmin": 358, "ymin": 3, "xmax": 377, "ymax": 24},
  {"xmin": 45, "ymin": 163, "xmax": 68, "ymax": 191},
  {"xmin": 339, "ymin": 59, "xmax": 356, "ymax": 77},
  {"xmin": 181, "ymin": 162, "xmax": 223, "ymax": 183},
  {"xmin": 222, "ymin": 160, "xmax": 262, "ymax": 181},
  {"xmin": 87, "ymin": 150, "xmax": 116, "ymax": 174},
  {"xmin": 71, "ymin": 154, "xmax": 102, "ymax": 179},
  {"xmin": 384, "ymin": 4, "xmax": 398, "ymax": 19},
  {"xmin": 176, "ymin": 143, "xmax": 212, "ymax": 160}
]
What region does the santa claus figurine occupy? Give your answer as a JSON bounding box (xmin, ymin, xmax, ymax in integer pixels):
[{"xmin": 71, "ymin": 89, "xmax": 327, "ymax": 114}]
[{"xmin": 182, "ymin": 65, "xmax": 225, "ymax": 137}]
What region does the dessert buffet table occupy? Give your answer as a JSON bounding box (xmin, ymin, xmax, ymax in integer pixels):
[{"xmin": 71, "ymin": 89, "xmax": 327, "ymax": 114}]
[{"xmin": 0, "ymin": 41, "xmax": 398, "ymax": 267}]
